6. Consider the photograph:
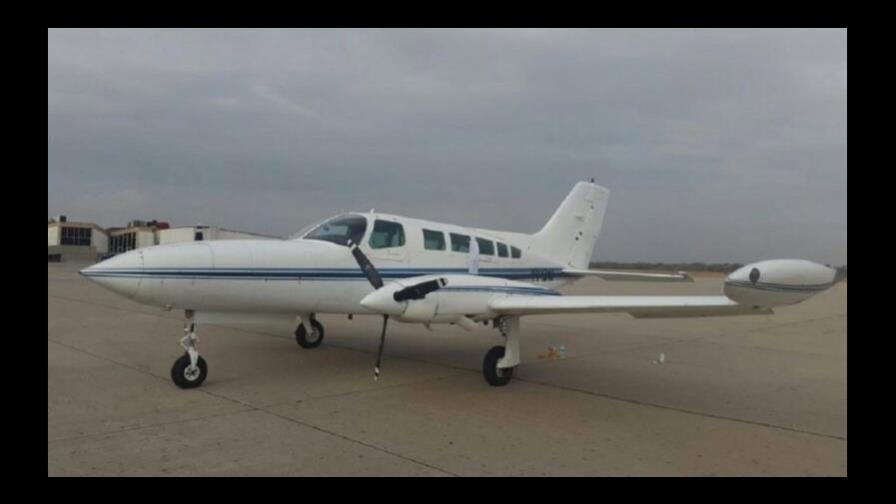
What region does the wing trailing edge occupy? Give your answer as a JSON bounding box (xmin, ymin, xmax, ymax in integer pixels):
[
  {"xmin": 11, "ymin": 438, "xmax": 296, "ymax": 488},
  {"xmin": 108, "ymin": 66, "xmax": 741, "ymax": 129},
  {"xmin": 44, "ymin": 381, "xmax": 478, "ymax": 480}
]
[{"xmin": 489, "ymin": 295, "xmax": 772, "ymax": 318}]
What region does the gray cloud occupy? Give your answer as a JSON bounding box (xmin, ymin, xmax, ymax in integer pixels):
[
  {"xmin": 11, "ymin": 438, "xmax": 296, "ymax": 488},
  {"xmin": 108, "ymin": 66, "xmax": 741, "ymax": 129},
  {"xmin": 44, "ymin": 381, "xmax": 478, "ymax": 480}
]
[{"xmin": 48, "ymin": 28, "xmax": 847, "ymax": 264}]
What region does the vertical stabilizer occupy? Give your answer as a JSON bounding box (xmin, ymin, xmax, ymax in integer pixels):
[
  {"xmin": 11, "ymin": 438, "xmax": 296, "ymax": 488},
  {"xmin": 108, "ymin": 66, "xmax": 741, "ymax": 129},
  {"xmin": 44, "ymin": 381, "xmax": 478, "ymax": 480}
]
[{"xmin": 529, "ymin": 182, "xmax": 610, "ymax": 269}]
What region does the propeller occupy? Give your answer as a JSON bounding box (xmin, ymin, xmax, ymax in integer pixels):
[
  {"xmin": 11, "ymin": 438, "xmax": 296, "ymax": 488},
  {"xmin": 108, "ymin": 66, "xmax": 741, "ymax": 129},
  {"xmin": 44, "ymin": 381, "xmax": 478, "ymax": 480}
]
[
  {"xmin": 347, "ymin": 240, "xmax": 444, "ymax": 380},
  {"xmin": 348, "ymin": 239, "xmax": 383, "ymax": 289},
  {"xmin": 347, "ymin": 240, "xmax": 388, "ymax": 380},
  {"xmin": 374, "ymin": 313, "xmax": 388, "ymax": 380}
]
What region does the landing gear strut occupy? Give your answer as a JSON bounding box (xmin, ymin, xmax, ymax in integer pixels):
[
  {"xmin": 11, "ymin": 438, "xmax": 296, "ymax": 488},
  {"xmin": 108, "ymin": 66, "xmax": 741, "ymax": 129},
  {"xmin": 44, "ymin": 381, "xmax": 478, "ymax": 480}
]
[
  {"xmin": 295, "ymin": 315, "xmax": 325, "ymax": 349},
  {"xmin": 171, "ymin": 319, "xmax": 207, "ymax": 389},
  {"xmin": 483, "ymin": 316, "xmax": 520, "ymax": 386}
]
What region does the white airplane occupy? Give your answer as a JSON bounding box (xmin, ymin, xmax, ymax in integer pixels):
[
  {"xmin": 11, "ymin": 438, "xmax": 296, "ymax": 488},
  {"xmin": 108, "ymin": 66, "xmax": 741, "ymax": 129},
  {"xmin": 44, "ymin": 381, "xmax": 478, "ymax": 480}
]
[{"xmin": 80, "ymin": 181, "xmax": 838, "ymax": 389}]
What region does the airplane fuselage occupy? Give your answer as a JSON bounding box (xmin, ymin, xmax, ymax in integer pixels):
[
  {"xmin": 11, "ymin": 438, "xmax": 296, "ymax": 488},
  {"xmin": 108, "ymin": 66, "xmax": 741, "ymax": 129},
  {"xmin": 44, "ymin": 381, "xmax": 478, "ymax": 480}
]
[{"xmin": 82, "ymin": 212, "xmax": 577, "ymax": 317}]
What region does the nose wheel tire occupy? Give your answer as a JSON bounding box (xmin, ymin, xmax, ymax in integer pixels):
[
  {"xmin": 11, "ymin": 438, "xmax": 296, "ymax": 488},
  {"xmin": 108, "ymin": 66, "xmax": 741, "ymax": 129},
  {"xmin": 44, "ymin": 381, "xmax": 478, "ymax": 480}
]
[
  {"xmin": 171, "ymin": 353, "xmax": 208, "ymax": 389},
  {"xmin": 296, "ymin": 319, "xmax": 325, "ymax": 349},
  {"xmin": 483, "ymin": 345, "xmax": 515, "ymax": 386}
]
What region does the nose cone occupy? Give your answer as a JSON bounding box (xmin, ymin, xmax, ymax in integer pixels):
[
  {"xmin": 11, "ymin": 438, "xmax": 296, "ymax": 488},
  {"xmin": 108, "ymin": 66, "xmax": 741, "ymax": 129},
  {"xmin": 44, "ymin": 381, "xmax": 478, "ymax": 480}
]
[
  {"xmin": 80, "ymin": 249, "xmax": 144, "ymax": 299},
  {"xmin": 360, "ymin": 286, "xmax": 407, "ymax": 316}
]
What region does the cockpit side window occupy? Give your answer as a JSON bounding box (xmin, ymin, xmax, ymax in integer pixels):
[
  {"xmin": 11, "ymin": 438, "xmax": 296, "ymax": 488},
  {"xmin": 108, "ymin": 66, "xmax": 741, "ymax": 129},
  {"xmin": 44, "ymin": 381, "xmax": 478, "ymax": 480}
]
[
  {"xmin": 303, "ymin": 215, "xmax": 367, "ymax": 246},
  {"xmin": 450, "ymin": 233, "xmax": 470, "ymax": 253},
  {"xmin": 369, "ymin": 220, "xmax": 406, "ymax": 249}
]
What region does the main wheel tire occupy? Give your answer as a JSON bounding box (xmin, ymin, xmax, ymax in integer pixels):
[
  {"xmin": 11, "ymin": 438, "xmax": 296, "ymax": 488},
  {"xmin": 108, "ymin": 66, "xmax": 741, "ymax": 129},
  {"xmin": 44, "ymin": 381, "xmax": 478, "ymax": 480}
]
[
  {"xmin": 171, "ymin": 353, "xmax": 208, "ymax": 389},
  {"xmin": 296, "ymin": 319, "xmax": 325, "ymax": 349},
  {"xmin": 483, "ymin": 345, "xmax": 514, "ymax": 386}
]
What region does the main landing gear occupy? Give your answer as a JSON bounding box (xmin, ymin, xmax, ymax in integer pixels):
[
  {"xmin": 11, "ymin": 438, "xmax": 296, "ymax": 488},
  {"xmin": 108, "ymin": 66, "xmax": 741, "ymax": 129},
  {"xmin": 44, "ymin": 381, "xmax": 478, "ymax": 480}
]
[
  {"xmin": 483, "ymin": 316, "xmax": 521, "ymax": 387},
  {"xmin": 166, "ymin": 311, "xmax": 518, "ymax": 388},
  {"xmin": 171, "ymin": 316, "xmax": 207, "ymax": 389},
  {"xmin": 295, "ymin": 315, "xmax": 325, "ymax": 349}
]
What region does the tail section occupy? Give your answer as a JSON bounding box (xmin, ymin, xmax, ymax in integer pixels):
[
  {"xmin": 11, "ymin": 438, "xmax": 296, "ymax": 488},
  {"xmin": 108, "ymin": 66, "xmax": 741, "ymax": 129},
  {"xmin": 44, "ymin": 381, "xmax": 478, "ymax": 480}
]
[{"xmin": 529, "ymin": 181, "xmax": 610, "ymax": 269}]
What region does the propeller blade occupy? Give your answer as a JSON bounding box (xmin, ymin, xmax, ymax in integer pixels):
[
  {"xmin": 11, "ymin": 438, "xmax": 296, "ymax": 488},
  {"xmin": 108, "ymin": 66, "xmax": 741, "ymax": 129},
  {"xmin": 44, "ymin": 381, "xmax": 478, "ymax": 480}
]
[
  {"xmin": 374, "ymin": 315, "xmax": 388, "ymax": 380},
  {"xmin": 393, "ymin": 278, "xmax": 446, "ymax": 302},
  {"xmin": 347, "ymin": 240, "xmax": 383, "ymax": 289}
]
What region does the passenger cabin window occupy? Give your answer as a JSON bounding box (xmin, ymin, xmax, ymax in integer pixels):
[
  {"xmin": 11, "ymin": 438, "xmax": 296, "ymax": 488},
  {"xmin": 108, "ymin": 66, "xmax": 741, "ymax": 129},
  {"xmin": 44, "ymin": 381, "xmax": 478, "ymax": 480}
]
[
  {"xmin": 497, "ymin": 242, "xmax": 508, "ymax": 258},
  {"xmin": 511, "ymin": 246, "xmax": 522, "ymax": 259},
  {"xmin": 304, "ymin": 215, "xmax": 368, "ymax": 246},
  {"xmin": 476, "ymin": 237, "xmax": 495, "ymax": 256},
  {"xmin": 423, "ymin": 229, "xmax": 446, "ymax": 250},
  {"xmin": 369, "ymin": 220, "xmax": 405, "ymax": 249},
  {"xmin": 450, "ymin": 233, "xmax": 470, "ymax": 253}
]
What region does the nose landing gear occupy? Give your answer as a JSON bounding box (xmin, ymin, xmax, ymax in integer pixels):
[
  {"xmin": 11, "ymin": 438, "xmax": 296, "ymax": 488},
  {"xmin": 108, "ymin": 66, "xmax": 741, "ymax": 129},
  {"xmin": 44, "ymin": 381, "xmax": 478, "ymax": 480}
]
[{"xmin": 171, "ymin": 320, "xmax": 207, "ymax": 389}]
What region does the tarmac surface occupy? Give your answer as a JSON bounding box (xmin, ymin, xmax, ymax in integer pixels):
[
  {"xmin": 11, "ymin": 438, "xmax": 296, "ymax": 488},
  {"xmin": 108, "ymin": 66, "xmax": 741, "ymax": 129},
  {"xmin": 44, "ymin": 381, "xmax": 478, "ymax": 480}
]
[{"xmin": 48, "ymin": 262, "xmax": 847, "ymax": 476}]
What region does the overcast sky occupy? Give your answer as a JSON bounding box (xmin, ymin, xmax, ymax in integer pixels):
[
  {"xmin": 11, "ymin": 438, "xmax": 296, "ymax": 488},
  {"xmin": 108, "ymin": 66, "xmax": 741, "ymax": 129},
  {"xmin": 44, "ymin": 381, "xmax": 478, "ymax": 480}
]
[{"xmin": 48, "ymin": 29, "xmax": 847, "ymax": 264}]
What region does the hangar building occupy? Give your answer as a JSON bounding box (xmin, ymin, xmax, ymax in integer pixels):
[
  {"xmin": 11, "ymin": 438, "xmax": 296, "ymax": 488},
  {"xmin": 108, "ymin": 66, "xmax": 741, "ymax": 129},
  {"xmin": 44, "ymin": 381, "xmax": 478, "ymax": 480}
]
[
  {"xmin": 48, "ymin": 217, "xmax": 108, "ymax": 262},
  {"xmin": 49, "ymin": 217, "xmax": 280, "ymax": 263},
  {"xmin": 107, "ymin": 220, "xmax": 169, "ymax": 255},
  {"xmin": 158, "ymin": 225, "xmax": 279, "ymax": 244}
]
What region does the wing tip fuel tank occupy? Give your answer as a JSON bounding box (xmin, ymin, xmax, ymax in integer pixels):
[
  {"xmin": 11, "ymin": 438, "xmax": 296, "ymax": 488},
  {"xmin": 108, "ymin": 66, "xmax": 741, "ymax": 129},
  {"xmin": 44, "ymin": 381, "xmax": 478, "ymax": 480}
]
[{"xmin": 723, "ymin": 259, "xmax": 838, "ymax": 307}]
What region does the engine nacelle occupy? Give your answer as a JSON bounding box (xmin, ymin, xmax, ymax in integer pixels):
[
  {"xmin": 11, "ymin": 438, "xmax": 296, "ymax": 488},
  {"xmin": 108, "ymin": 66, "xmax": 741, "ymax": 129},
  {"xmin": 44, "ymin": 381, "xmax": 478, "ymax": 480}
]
[
  {"xmin": 399, "ymin": 294, "xmax": 440, "ymax": 323},
  {"xmin": 723, "ymin": 259, "xmax": 837, "ymax": 308},
  {"xmin": 360, "ymin": 273, "xmax": 549, "ymax": 323}
]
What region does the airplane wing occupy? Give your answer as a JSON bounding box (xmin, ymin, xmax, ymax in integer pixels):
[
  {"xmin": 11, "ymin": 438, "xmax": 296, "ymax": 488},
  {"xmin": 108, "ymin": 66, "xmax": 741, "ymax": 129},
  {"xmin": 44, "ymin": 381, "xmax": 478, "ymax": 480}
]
[
  {"xmin": 489, "ymin": 295, "xmax": 772, "ymax": 319},
  {"xmin": 562, "ymin": 268, "xmax": 693, "ymax": 282}
]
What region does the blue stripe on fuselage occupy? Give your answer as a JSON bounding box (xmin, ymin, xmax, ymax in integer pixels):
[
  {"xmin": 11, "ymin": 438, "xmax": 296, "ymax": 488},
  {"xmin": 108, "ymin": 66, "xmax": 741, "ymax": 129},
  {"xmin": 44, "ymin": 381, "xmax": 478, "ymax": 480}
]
[
  {"xmin": 81, "ymin": 267, "xmax": 569, "ymax": 281},
  {"xmin": 80, "ymin": 268, "xmax": 564, "ymax": 295}
]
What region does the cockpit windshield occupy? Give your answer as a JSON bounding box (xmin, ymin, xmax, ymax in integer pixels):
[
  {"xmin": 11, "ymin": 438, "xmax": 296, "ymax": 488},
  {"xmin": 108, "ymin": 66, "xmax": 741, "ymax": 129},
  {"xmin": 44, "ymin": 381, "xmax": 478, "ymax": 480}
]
[{"xmin": 302, "ymin": 214, "xmax": 368, "ymax": 246}]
